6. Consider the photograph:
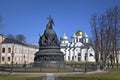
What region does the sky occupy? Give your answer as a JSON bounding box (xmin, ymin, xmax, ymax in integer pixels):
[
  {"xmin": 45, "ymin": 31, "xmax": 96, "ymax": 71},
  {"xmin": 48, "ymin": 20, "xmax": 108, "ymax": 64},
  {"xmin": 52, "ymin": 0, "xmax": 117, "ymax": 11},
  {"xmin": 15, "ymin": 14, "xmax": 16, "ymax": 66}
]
[{"xmin": 0, "ymin": 0, "xmax": 120, "ymax": 45}]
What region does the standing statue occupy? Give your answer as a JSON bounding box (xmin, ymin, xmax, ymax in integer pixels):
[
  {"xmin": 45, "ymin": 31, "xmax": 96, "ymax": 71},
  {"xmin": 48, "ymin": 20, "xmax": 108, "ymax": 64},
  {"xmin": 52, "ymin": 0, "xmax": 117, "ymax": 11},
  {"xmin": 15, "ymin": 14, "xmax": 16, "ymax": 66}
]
[
  {"xmin": 39, "ymin": 16, "xmax": 59, "ymax": 47},
  {"xmin": 46, "ymin": 16, "xmax": 54, "ymax": 29}
]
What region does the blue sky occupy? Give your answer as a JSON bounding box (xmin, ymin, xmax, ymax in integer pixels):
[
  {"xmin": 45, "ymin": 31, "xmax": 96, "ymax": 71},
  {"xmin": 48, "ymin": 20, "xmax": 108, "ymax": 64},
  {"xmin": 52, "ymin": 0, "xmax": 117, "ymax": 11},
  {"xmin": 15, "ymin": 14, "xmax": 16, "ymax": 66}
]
[{"xmin": 0, "ymin": 0, "xmax": 120, "ymax": 45}]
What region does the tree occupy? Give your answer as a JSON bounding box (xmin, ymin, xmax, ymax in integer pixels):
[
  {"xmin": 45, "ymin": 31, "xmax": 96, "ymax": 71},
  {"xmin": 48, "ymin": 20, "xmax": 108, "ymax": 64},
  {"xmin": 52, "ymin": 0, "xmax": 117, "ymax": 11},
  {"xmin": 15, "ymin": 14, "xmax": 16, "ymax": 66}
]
[
  {"xmin": 0, "ymin": 16, "xmax": 2, "ymax": 27},
  {"xmin": 15, "ymin": 34, "xmax": 26, "ymax": 42},
  {"xmin": 90, "ymin": 6, "xmax": 120, "ymax": 69},
  {"xmin": 90, "ymin": 14, "xmax": 100, "ymax": 63},
  {"xmin": 0, "ymin": 16, "xmax": 1, "ymax": 21},
  {"xmin": 7, "ymin": 34, "xmax": 14, "ymax": 39}
]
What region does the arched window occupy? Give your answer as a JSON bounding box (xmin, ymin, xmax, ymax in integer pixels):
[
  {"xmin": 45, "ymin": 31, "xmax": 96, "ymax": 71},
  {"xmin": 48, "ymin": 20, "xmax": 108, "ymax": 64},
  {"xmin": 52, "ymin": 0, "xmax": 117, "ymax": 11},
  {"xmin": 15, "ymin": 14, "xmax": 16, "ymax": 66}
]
[
  {"xmin": 8, "ymin": 47, "xmax": 11, "ymax": 53},
  {"xmin": 78, "ymin": 53, "xmax": 81, "ymax": 56},
  {"xmin": 72, "ymin": 56, "xmax": 74, "ymax": 60},
  {"xmin": 2, "ymin": 57, "xmax": 5, "ymax": 61},
  {"xmin": 68, "ymin": 56, "xmax": 70, "ymax": 60},
  {"xmin": 78, "ymin": 53, "xmax": 81, "ymax": 61},
  {"xmin": 2, "ymin": 48, "xmax": 5, "ymax": 53},
  {"xmin": 8, "ymin": 57, "xmax": 10, "ymax": 61}
]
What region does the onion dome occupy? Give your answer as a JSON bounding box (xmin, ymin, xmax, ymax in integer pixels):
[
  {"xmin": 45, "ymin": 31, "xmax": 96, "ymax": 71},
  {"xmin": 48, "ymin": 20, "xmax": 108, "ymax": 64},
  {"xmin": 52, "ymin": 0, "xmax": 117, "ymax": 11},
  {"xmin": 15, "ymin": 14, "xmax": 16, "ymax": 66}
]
[
  {"xmin": 72, "ymin": 33, "xmax": 77, "ymax": 38},
  {"xmin": 60, "ymin": 33, "xmax": 68, "ymax": 40},
  {"xmin": 76, "ymin": 29, "xmax": 83, "ymax": 37},
  {"xmin": 84, "ymin": 32, "xmax": 88, "ymax": 38}
]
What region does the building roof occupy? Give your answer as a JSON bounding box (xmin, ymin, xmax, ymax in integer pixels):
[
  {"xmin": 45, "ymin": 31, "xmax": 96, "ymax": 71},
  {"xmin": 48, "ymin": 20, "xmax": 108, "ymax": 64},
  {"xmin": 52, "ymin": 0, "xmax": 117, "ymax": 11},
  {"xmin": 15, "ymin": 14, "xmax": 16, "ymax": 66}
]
[
  {"xmin": 24, "ymin": 42, "xmax": 39, "ymax": 49},
  {"xmin": 2, "ymin": 38, "xmax": 25, "ymax": 45},
  {"xmin": 2, "ymin": 38, "xmax": 38, "ymax": 49}
]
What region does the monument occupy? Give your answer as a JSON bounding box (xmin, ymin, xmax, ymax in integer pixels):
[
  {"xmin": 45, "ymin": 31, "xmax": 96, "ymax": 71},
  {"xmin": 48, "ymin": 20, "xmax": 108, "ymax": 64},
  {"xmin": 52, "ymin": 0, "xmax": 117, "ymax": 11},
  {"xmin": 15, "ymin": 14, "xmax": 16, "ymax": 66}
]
[{"xmin": 34, "ymin": 17, "xmax": 64, "ymax": 67}]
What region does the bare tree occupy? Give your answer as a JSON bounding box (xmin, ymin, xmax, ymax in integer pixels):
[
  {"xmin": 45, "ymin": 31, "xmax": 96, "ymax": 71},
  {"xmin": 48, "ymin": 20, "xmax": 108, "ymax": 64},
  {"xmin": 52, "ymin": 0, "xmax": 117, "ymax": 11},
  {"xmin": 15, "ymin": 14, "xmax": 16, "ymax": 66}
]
[
  {"xmin": 90, "ymin": 6, "xmax": 120, "ymax": 69},
  {"xmin": 7, "ymin": 34, "xmax": 14, "ymax": 39},
  {"xmin": 15, "ymin": 34, "xmax": 26, "ymax": 42},
  {"xmin": 90, "ymin": 14, "xmax": 100, "ymax": 63},
  {"xmin": 0, "ymin": 16, "xmax": 2, "ymax": 28},
  {"xmin": 111, "ymin": 6, "xmax": 120, "ymax": 68}
]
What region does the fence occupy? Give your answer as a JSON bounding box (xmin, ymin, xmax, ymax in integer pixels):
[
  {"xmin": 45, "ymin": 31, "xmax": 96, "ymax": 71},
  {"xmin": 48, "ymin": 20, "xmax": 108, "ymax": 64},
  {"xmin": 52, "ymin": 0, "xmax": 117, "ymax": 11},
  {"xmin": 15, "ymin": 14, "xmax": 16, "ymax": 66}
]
[{"xmin": 0, "ymin": 63, "xmax": 97, "ymax": 73}]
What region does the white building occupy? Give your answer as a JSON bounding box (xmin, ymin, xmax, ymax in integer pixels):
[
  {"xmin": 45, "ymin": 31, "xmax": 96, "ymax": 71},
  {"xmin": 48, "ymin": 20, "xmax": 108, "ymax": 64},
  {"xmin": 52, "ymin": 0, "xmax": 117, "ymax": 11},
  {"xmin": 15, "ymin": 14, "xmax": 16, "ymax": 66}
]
[
  {"xmin": 60, "ymin": 30, "xmax": 95, "ymax": 62},
  {"xmin": 0, "ymin": 34, "xmax": 39, "ymax": 65}
]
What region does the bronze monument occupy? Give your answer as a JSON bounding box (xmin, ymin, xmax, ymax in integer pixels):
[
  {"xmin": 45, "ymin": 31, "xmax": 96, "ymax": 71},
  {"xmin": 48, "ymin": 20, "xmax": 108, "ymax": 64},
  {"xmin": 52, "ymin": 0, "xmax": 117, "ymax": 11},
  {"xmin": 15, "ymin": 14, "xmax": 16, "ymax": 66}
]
[{"xmin": 34, "ymin": 17, "xmax": 64, "ymax": 67}]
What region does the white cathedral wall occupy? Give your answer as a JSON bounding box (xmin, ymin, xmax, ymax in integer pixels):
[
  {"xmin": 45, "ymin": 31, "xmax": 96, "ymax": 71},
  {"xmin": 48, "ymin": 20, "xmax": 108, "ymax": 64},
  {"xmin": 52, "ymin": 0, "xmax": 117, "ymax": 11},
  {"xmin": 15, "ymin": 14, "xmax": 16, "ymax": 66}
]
[
  {"xmin": 74, "ymin": 48, "xmax": 77, "ymax": 62},
  {"xmin": 75, "ymin": 48, "xmax": 81, "ymax": 62},
  {"xmin": 86, "ymin": 38, "xmax": 89, "ymax": 43},
  {"xmin": 70, "ymin": 48, "xmax": 74, "ymax": 61},
  {"xmin": 118, "ymin": 53, "xmax": 120, "ymax": 63},
  {"xmin": 60, "ymin": 46, "xmax": 96, "ymax": 62},
  {"xmin": 87, "ymin": 48, "xmax": 95, "ymax": 62},
  {"xmin": 60, "ymin": 48, "xmax": 65, "ymax": 59},
  {"xmin": 60, "ymin": 48, "xmax": 70, "ymax": 61},
  {"xmin": 65, "ymin": 48, "xmax": 69, "ymax": 61},
  {"xmin": 81, "ymin": 49, "xmax": 86, "ymax": 62}
]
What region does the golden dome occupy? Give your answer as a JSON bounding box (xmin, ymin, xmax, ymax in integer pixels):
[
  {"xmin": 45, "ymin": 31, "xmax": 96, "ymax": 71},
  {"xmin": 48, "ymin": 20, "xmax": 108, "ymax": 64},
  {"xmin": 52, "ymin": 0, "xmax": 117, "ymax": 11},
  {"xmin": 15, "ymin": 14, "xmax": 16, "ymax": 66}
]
[{"xmin": 76, "ymin": 29, "xmax": 83, "ymax": 36}]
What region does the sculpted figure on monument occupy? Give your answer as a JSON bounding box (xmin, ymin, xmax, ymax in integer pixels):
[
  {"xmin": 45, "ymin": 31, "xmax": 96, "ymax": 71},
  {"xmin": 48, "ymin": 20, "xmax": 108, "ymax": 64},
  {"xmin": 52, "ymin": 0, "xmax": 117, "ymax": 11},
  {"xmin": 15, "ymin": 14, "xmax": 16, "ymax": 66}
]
[{"xmin": 39, "ymin": 17, "xmax": 59, "ymax": 47}]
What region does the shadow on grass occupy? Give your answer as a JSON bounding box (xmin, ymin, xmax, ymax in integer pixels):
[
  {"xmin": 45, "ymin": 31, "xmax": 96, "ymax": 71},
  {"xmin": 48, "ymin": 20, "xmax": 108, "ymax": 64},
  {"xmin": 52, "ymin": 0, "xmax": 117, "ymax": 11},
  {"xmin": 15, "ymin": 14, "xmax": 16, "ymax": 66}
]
[
  {"xmin": 55, "ymin": 69, "xmax": 120, "ymax": 80},
  {"xmin": 0, "ymin": 74, "xmax": 44, "ymax": 80}
]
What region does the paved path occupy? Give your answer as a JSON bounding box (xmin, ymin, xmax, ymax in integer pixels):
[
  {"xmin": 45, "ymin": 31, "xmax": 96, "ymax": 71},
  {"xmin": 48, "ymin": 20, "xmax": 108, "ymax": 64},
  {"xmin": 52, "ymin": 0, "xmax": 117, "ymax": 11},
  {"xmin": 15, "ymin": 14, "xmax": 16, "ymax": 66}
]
[
  {"xmin": 0, "ymin": 70, "xmax": 108, "ymax": 80},
  {"xmin": 45, "ymin": 73, "xmax": 54, "ymax": 80},
  {"xmin": 0, "ymin": 70, "xmax": 108, "ymax": 75},
  {"xmin": 42, "ymin": 70, "xmax": 108, "ymax": 80}
]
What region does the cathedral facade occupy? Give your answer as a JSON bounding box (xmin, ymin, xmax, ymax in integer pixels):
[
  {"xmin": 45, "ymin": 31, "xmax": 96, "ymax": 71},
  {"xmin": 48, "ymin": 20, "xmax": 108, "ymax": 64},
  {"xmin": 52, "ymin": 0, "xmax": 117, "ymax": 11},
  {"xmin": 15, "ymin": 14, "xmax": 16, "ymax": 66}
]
[{"xmin": 60, "ymin": 30, "xmax": 95, "ymax": 62}]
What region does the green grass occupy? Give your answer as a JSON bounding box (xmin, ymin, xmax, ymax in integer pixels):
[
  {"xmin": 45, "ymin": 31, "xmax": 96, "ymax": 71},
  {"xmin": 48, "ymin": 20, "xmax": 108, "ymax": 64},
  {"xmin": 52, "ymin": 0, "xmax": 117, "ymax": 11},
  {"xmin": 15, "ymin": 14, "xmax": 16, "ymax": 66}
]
[
  {"xmin": 56, "ymin": 69, "xmax": 120, "ymax": 80},
  {"xmin": 0, "ymin": 74, "xmax": 43, "ymax": 80}
]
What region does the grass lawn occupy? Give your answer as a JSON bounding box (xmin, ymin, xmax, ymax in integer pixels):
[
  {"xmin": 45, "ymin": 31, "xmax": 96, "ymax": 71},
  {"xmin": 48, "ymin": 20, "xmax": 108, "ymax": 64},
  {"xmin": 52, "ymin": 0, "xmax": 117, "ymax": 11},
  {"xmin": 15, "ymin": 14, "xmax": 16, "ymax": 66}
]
[
  {"xmin": 0, "ymin": 74, "xmax": 44, "ymax": 80},
  {"xmin": 55, "ymin": 69, "xmax": 120, "ymax": 80}
]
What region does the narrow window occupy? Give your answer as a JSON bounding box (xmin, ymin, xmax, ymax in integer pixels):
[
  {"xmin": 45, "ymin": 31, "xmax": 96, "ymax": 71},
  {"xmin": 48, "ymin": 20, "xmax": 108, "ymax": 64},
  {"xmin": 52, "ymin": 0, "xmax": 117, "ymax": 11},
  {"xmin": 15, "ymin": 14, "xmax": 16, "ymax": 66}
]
[
  {"xmin": 8, "ymin": 57, "xmax": 10, "ymax": 61},
  {"xmin": 72, "ymin": 56, "xmax": 74, "ymax": 60},
  {"xmin": 2, "ymin": 48, "xmax": 5, "ymax": 53},
  {"xmin": 68, "ymin": 56, "xmax": 70, "ymax": 60},
  {"xmin": 8, "ymin": 47, "xmax": 11, "ymax": 53},
  {"xmin": 78, "ymin": 53, "xmax": 81, "ymax": 56},
  {"xmin": 2, "ymin": 57, "xmax": 5, "ymax": 61}
]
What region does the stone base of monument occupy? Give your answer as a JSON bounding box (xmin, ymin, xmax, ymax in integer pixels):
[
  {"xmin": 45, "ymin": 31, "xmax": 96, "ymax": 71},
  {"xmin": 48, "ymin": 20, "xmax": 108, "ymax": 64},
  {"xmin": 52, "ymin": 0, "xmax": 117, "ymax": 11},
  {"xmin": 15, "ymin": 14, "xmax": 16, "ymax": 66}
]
[
  {"xmin": 34, "ymin": 47, "xmax": 65, "ymax": 68},
  {"xmin": 34, "ymin": 61, "xmax": 65, "ymax": 68}
]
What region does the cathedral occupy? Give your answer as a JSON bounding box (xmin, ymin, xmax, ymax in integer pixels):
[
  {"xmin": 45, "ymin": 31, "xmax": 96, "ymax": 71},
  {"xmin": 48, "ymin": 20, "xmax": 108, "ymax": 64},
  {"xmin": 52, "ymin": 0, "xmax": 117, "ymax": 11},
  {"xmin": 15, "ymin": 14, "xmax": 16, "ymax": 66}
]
[{"xmin": 60, "ymin": 30, "xmax": 95, "ymax": 62}]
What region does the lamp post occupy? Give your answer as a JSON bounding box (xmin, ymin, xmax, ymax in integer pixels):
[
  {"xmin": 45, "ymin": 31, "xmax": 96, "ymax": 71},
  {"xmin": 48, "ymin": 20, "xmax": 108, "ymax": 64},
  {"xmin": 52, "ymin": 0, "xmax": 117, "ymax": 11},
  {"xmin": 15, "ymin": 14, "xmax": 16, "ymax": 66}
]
[
  {"xmin": 39, "ymin": 59, "xmax": 41, "ymax": 72},
  {"xmin": 40, "ymin": 57, "xmax": 43, "ymax": 72},
  {"xmin": 67, "ymin": 44, "xmax": 71, "ymax": 61},
  {"xmin": 72, "ymin": 44, "xmax": 76, "ymax": 71},
  {"xmin": 57, "ymin": 58, "xmax": 60, "ymax": 72},
  {"xmin": 85, "ymin": 46, "xmax": 89, "ymax": 72},
  {"xmin": 85, "ymin": 52, "xmax": 87, "ymax": 72},
  {"xmin": 65, "ymin": 46, "xmax": 68, "ymax": 61},
  {"xmin": 24, "ymin": 55, "xmax": 26, "ymax": 72},
  {"xmin": 11, "ymin": 51, "xmax": 14, "ymax": 73}
]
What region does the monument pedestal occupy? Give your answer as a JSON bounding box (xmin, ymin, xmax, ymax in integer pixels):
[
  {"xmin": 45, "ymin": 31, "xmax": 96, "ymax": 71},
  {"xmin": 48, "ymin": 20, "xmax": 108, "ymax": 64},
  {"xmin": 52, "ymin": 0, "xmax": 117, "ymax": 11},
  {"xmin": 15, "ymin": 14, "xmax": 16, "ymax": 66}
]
[
  {"xmin": 34, "ymin": 46, "xmax": 65, "ymax": 68},
  {"xmin": 34, "ymin": 61, "xmax": 65, "ymax": 68}
]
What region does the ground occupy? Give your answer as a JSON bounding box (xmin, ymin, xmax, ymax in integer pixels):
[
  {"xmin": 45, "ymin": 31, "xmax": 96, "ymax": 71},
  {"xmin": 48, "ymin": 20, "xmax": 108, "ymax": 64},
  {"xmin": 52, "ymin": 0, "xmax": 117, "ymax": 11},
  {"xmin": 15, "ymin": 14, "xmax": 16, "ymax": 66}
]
[{"xmin": 0, "ymin": 69, "xmax": 120, "ymax": 80}]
